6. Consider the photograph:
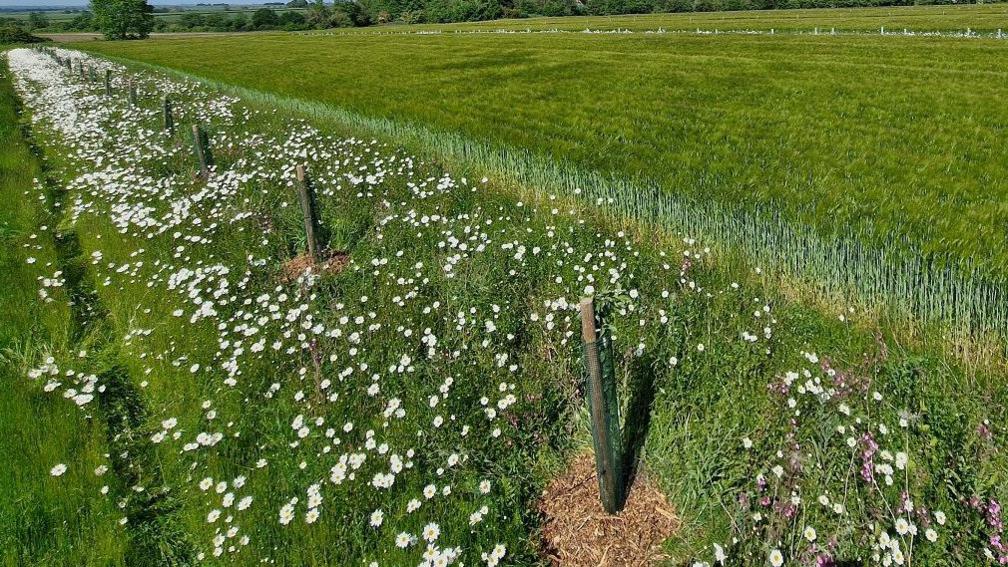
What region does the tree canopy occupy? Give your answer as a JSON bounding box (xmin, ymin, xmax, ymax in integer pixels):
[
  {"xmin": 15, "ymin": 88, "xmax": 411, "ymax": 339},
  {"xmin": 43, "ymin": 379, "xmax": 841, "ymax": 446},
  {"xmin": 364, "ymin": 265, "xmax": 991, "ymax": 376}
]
[
  {"xmin": 90, "ymin": 0, "xmax": 154, "ymax": 39},
  {"xmin": 56, "ymin": 0, "xmax": 1001, "ymax": 37},
  {"xmin": 251, "ymin": 7, "xmax": 282, "ymax": 27},
  {"xmin": 27, "ymin": 12, "xmax": 49, "ymax": 31}
]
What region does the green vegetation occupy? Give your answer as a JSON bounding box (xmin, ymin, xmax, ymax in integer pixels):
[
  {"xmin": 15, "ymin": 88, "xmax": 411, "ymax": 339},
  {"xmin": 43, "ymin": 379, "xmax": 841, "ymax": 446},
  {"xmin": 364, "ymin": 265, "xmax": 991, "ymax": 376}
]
[
  {"xmin": 349, "ymin": 0, "xmax": 1008, "ymax": 24},
  {"xmin": 0, "ymin": 26, "xmax": 49, "ymax": 44},
  {"xmin": 8, "ymin": 5, "xmax": 1008, "ymax": 563},
  {"xmin": 9, "ymin": 45, "xmax": 1006, "ymax": 566},
  {"xmin": 370, "ymin": 2, "xmax": 1008, "ymax": 30},
  {"xmin": 0, "ymin": 11, "xmax": 95, "ymax": 35},
  {"xmin": 358, "ymin": 0, "xmax": 1008, "ymax": 25},
  {"xmin": 79, "ymin": 20, "xmax": 1008, "ymax": 338},
  {"xmin": 0, "ymin": 53, "xmax": 124, "ymax": 567},
  {"xmin": 5, "ymin": 1, "xmax": 1007, "ymax": 32},
  {"xmin": 91, "ymin": 0, "xmax": 155, "ymax": 39}
]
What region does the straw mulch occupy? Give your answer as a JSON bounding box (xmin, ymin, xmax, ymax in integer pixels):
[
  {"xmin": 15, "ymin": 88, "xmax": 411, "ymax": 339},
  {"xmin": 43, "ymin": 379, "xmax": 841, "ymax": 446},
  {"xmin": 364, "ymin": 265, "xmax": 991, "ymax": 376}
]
[
  {"xmin": 539, "ymin": 452, "xmax": 679, "ymax": 567},
  {"xmin": 280, "ymin": 250, "xmax": 349, "ymax": 283}
]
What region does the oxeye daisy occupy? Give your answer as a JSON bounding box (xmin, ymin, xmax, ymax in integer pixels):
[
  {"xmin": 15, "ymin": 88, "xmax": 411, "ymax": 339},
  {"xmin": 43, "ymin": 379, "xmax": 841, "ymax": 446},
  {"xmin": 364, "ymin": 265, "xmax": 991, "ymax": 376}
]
[{"xmin": 422, "ymin": 522, "xmax": 440, "ymax": 542}]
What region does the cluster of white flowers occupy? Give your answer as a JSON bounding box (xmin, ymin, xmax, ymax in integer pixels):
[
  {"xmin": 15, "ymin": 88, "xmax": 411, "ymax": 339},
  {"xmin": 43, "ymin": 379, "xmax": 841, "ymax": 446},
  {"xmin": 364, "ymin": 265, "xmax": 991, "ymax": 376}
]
[
  {"xmin": 27, "ymin": 356, "xmax": 101, "ymax": 407},
  {"xmin": 15, "ymin": 44, "xmax": 943, "ymax": 567},
  {"xmin": 10, "ymin": 47, "xmax": 566, "ymax": 564}
]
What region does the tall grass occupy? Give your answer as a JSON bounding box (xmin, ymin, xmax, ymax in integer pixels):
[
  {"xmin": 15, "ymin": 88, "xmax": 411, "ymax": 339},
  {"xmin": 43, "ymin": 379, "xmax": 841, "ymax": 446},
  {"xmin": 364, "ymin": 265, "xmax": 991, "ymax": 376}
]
[{"xmin": 0, "ymin": 52, "xmax": 125, "ymax": 567}]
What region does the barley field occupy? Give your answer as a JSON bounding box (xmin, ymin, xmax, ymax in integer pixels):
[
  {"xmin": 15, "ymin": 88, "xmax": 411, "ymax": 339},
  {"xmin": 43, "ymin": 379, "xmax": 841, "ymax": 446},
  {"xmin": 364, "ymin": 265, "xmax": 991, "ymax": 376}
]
[
  {"xmin": 3, "ymin": 5, "xmax": 1008, "ymax": 567},
  {"xmin": 78, "ymin": 22, "xmax": 1008, "ymax": 336}
]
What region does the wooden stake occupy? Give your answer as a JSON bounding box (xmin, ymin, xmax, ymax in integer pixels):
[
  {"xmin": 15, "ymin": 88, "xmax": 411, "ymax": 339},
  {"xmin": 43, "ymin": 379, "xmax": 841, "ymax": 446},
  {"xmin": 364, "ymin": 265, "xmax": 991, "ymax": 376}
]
[
  {"xmin": 104, "ymin": 69, "xmax": 111, "ymax": 96},
  {"xmin": 580, "ymin": 297, "xmax": 623, "ymax": 514},
  {"xmin": 163, "ymin": 96, "xmax": 174, "ymax": 135},
  {"xmin": 128, "ymin": 80, "xmax": 137, "ymax": 107},
  {"xmin": 191, "ymin": 124, "xmax": 210, "ymax": 180},
  {"xmin": 295, "ymin": 165, "xmax": 321, "ymax": 260}
]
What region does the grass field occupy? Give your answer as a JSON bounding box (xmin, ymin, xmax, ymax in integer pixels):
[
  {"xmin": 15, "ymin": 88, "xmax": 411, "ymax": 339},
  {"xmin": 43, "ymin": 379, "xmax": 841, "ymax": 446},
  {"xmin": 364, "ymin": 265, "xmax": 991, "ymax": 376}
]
[
  {"xmin": 4, "ymin": 5, "xmax": 1008, "ymax": 566},
  {"xmin": 76, "ymin": 15, "xmax": 1008, "ymax": 337}
]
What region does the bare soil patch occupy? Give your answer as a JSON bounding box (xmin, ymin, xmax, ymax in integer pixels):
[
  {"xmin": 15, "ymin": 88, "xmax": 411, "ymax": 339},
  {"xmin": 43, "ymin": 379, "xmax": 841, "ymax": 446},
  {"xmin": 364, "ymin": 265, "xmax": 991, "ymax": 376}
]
[{"xmin": 38, "ymin": 33, "xmax": 101, "ymax": 43}]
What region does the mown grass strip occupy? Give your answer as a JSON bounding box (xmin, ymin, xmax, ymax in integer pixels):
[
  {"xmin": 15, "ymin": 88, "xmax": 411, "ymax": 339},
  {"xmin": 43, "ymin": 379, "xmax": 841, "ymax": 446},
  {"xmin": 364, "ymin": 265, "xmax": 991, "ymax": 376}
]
[
  {"xmin": 0, "ymin": 50, "xmax": 126, "ymax": 567},
  {"xmin": 2, "ymin": 52, "xmax": 195, "ymax": 566},
  {"xmin": 48, "ymin": 206, "xmax": 196, "ymax": 566}
]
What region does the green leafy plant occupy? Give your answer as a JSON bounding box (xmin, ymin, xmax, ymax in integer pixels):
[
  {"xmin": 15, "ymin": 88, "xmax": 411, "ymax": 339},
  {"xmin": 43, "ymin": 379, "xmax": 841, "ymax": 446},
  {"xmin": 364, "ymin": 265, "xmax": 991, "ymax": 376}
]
[{"xmin": 91, "ymin": 0, "xmax": 154, "ymax": 40}]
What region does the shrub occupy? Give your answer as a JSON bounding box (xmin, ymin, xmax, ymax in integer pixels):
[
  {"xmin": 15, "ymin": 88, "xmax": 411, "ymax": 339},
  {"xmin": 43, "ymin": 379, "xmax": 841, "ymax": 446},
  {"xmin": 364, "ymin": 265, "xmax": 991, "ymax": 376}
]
[
  {"xmin": 251, "ymin": 8, "xmax": 281, "ymax": 28},
  {"xmin": 0, "ymin": 26, "xmax": 50, "ymax": 44}
]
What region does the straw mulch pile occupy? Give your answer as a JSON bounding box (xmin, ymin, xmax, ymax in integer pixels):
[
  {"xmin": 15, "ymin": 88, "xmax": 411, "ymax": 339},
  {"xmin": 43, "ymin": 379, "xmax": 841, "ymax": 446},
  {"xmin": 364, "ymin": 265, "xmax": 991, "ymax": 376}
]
[
  {"xmin": 539, "ymin": 452, "xmax": 680, "ymax": 566},
  {"xmin": 280, "ymin": 250, "xmax": 349, "ymax": 283}
]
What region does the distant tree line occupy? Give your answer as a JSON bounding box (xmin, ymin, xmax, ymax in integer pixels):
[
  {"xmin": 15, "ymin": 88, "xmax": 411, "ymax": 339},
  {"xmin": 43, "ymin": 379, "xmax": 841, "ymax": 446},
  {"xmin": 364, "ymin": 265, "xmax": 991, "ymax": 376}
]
[
  {"xmin": 351, "ymin": 0, "xmax": 1004, "ymax": 23},
  {"xmin": 6, "ymin": 0, "xmax": 1002, "ymax": 36},
  {"xmin": 0, "ymin": 9, "xmax": 101, "ymax": 34}
]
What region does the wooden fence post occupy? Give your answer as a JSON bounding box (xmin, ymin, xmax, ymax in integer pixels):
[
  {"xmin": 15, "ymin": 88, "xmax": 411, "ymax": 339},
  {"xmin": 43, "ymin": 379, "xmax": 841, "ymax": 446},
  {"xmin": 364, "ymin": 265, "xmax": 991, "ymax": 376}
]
[
  {"xmin": 191, "ymin": 124, "xmax": 212, "ymax": 180},
  {"xmin": 295, "ymin": 164, "xmax": 321, "ymax": 261},
  {"xmin": 163, "ymin": 96, "xmax": 174, "ymax": 135},
  {"xmin": 580, "ymin": 297, "xmax": 624, "ymax": 514}
]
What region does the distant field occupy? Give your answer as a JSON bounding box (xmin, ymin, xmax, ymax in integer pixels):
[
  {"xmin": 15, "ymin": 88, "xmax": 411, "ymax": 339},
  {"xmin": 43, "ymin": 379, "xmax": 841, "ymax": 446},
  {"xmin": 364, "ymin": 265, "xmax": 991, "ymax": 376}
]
[
  {"xmin": 42, "ymin": 32, "xmax": 252, "ymax": 42},
  {"xmin": 81, "ymin": 22, "xmax": 1008, "ymax": 285},
  {"xmin": 26, "ymin": 3, "xmax": 1005, "ymax": 31},
  {"xmin": 1, "ymin": 9, "xmax": 86, "ymax": 23},
  {"xmin": 355, "ymin": 3, "xmax": 1008, "ymax": 32}
]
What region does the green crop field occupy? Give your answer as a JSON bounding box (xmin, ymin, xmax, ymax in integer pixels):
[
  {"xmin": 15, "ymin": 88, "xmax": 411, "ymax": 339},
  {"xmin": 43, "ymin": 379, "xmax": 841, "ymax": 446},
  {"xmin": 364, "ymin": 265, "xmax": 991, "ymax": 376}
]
[
  {"xmin": 78, "ymin": 15, "xmax": 1008, "ymax": 336},
  {"xmin": 3, "ymin": 5, "xmax": 1008, "ymax": 567}
]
